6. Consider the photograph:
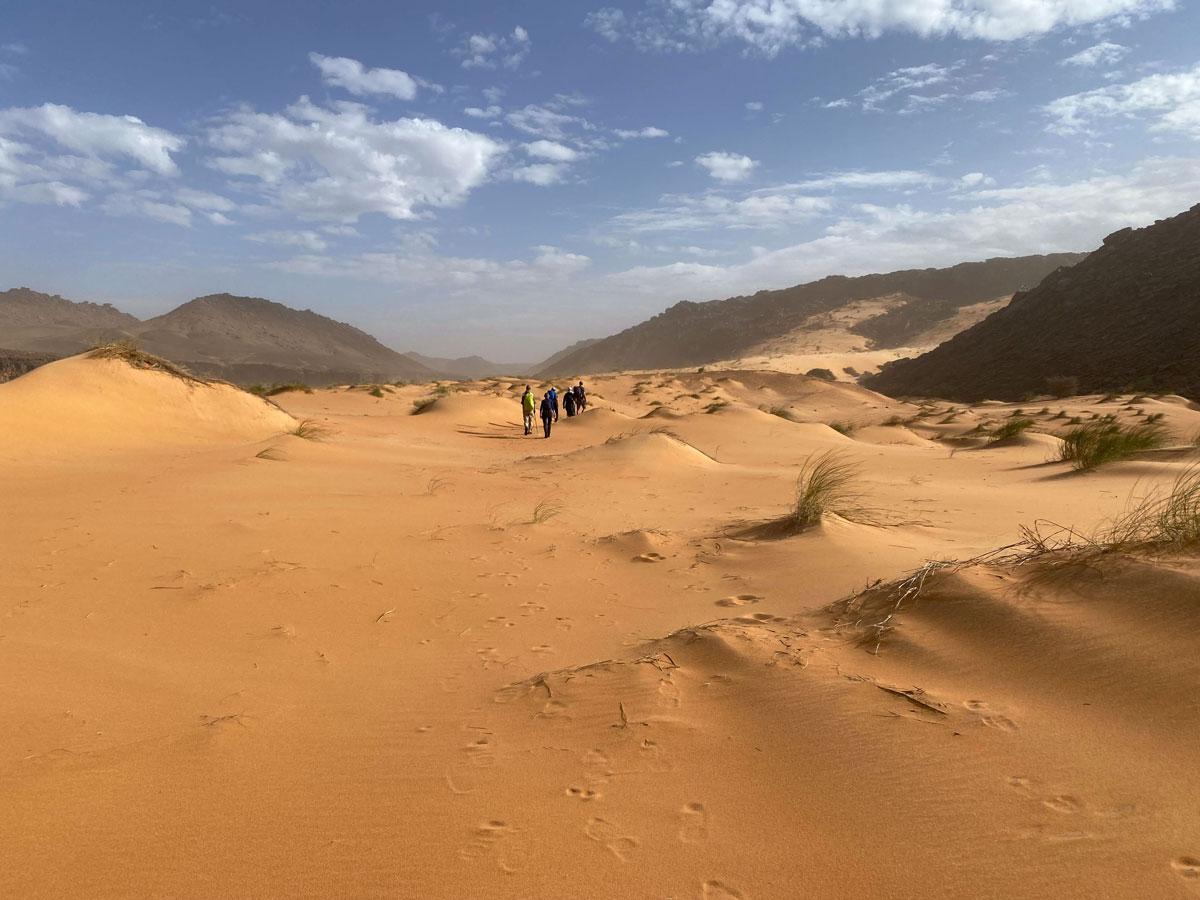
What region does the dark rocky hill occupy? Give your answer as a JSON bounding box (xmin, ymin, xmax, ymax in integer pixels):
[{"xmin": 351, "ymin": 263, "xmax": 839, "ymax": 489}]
[
  {"xmin": 537, "ymin": 254, "xmax": 1085, "ymax": 376},
  {"xmin": 135, "ymin": 294, "xmax": 434, "ymax": 384},
  {"xmin": 866, "ymin": 204, "xmax": 1200, "ymax": 401},
  {"xmin": 0, "ymin": 288, "xmax": 138, "ymax": 354}
]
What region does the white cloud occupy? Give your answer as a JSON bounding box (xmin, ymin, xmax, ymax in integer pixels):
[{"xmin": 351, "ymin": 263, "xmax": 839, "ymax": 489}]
[
  {"xmin": 695, "ymin": 151, "xmax": 757, "ymax": 182},
  {"xmin": 585, "ymin": 1, "xmax": 1174, "ymax": 55},
  {"xmin": 746, "ymin": 101, "xmax": 764, "ymax": 111},
  {"xmin": 605, "ymin": 187, "xmax": 832, "ymax": 233},
  {"xmin": 597, "ymin": 157, "xmax": 1200, "ymax": 304},
  {"xmin": 511, "ymin": 163, "xmax": 570, "ymax": 185},
  {"xmin": 505, "ymin": 103, "xmax": 593, "ymax": 140},
  {"xmin": 792, "ymin": 170, "xmax": 942, "ymax": 190},
  {"xmin": 456, "ymin": 26, "xmax": 531, "ymax": 69},
  {"xmin": 205, "ymin": 96, "xmax": 506, "ymax": 221},
  {"xmin": 1061, "ymin": 40, "xmax": 1129, "ymax": 66},
  {"xmin": 309, "ymin": 52, "xmax": 419, "ymax": 100},
  {"xmin": 266, "ymin": 242, "xmax": 590, "ymax": 291},
  {"xmin": 207, "ymin": 212, "xmax": 233, "ymax": 225},
  {"xmin": 464, "ymin": 105, "xmax": 502, "ymax": 118},
  {"xmin": 523, "ymin": 140, "xmax": 581, "ymax": 162},
  {"xmin": 958, "ymin": 171, "xmax": 996, "ymax": 186},
  {"xmin": 247, "ymin": 229, "xmax": 328, "ymax": 251},
  {"xmin": 0, "ymin": 103, "xmax": 183, "ymax": 175},
  {"xmin": 615, "ymin": 126, "xmax": 670, "ymax": 138},
  {"xmin": 322, "ymin": 223, "xmax": 359, "ymax": 236},
  {"xmin": 102, "ymin": 190, "xmax": 192, "ymax": 226},
  {"xmin": 175, "ymin": 187, "xmax": 235, "ymax": 211},
  {"xmin": 1045, "ymin": 62, "xmax": 1200, "ymax": 136}
]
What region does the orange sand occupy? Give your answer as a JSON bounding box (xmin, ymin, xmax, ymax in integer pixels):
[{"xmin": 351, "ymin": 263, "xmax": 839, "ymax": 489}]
[{"xmin": 3, "ymin": 357, "xmax": 1200, "ymax": 899}]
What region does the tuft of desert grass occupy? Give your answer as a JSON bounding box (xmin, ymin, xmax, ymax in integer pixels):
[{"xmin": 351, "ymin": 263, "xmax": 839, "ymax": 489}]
[
  {"xmin": 1057, "ymin": 420, "xmax": 1166, "ymax": 470},
  {"xmin": 87, "ymin": 339, "xmax": 204, "ymax": 383},
  {"xmin": 828, "ymin": 422, "xmax": 856, "ymax": 436},
  {"xmin": 767, "ymin": 406, "xmax": 796, "ymax": 421},
  {"xmin": 988, "ymin": 418, "xmax": 1036, "ymax": 444},
  {"xmin": 411, "ymin": 397, "xmax": 438, "ymax": 414},
  {"xmin": 1104, "ymin": 464, "xmax": 1200, "ymax": 547},
  {"xmin": 792, "ymin": 450, "xmax": 863, "ymax": 532},
  {"xmin": 289, "ymin": 418, "xmax": 332, "ymax": 440},
  {"xmin": 531, "ymin": 495, "xmax": 565, "ymax": 524},
  {"xmin": 255, "ymin": 446, "xmax": 286, "ymax": 461}
]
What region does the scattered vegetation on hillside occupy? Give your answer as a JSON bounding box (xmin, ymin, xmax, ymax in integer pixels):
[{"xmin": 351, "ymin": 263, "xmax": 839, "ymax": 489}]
[{"xmin": 248, "ymin": 382, "xmax": 313, "ymax": 397}]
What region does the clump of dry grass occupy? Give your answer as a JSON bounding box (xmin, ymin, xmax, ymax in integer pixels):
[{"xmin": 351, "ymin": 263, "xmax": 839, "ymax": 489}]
[
  {"xmin": 1103, "ymin": 464, "xmax": 1200, "ymax": 548},
  {"xmin": 767, "ymin": 406, "xmax": 796, "ymax": 421},
  {"xmin": 255, "ymin": 446, "xmax": 286, "ymax": 461},
  {"xmin": 531, "ymin": 495, "xmax": 565, "ymax": 524},
  {"xmin": 289, "ymin": 418, "xmax": 332, "ymax": 440},
  {"xmin": 87, "ymin": 339, "xmax": 204, "ymax": 383},
  {"xmin": 1057, "ymin": 420, "xmax": 1166, "ymax": 470},
  {"xmin": 792, "ymin": 450, "xmax": 863, "ymax": 531},
  {"xmin": 411, "ymin": 397, "xmax": 438, "ymax": 414},
  {"xmin": 987, "ymin": 418, "xmax": 1036, "ymax": 444}
]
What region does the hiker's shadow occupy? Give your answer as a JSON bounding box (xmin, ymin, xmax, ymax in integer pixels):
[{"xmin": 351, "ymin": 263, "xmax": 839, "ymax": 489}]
[{"xmin": 457, "ymin": 421, "xmax": 527, "ymax": 440}]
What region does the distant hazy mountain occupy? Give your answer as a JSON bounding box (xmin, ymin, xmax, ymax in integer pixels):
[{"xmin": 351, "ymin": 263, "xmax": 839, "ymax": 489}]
[
  {"xmin": 0, "ymin": 287, "xmax": 139, "ymax": 355},
  {"xmin": 0, "ymin": 290, "xmax": 435, "ymax": 385},
  {"xmin": 134, "ymin": 293, "xmax": 434, "ymax": 384},
  {"xmin": 866, "ymin": 204, "xmax": 1200, "ymax": 401},
  {"xmin": 405, "ymin": 352, "xmax": 533, "ymax": 380},
  {"xmin": 537, "ymin": 254, "xmax": 1086, "ymax": 376}
]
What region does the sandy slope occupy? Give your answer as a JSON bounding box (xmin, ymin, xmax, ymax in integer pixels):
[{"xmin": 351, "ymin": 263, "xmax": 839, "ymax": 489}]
[{"xmin": 3, "ymin": 363, "xmax": 1200, "ymax": 899}]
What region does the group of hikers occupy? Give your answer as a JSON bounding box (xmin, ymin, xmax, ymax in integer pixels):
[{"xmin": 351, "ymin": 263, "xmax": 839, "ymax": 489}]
[{"xmin": 521, "ymin": 382, "xmax": 586, "ymax": 437}]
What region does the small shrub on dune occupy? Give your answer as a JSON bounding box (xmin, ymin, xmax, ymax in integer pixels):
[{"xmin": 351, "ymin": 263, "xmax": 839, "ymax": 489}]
[
  {"xmin": 411, "ymin": 397, "xmax": 437, "ymax": 414},
  {"xmin": 1057, "ymin": 421, "xmax": 1166, "ymax": 470},
  {"xmin": 988, "ymin": 418, "xmax": 1036, "ymax": 444},
  {"xmin": 289, "ymin": 418, "xmax": 332, "ymax": 440},
  {"xmin": 1104, "ymin": 464, "xmax": 1200, "ymax": 547},
  {"xmin": 87, "ymin": 339, "xmax": 202, "ymax": 382},
  {"xmin": 768, "ymin": 406, "xmax": 796, "ymax": 421},
  {"xmin": 882, "ymin": 415, "xmax": 908, "ymax": 427},
  {"xmin": 530, "ymin": 495, "xmax": 565, "ymax": 524},
  {"xmin": 704, "ymin": 400, "xmax": 728, "ymax": 414},
  {"xmin": 266, "ymin": 382, "xmax": 313, "ymax": 396},
  {"xmin": 792, "ymin": 450, "xmax": 863, "ymax": 532},
  {"xmin": 369, "ymin": 386, "xmax": 385, "ymax": 398},
  {"xmin": 829, "ymin": 422, "xmax": 856, "ymax": 436}
]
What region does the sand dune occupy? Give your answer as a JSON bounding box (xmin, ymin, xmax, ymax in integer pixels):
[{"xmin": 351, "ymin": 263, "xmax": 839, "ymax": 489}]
[
  {"xmin": 3, "ymin": 358, "xmax": 1200, "ymax": 899},
  {"xmin": 0, "ymin": 354, "xmax": 295, "ymax": 457}
]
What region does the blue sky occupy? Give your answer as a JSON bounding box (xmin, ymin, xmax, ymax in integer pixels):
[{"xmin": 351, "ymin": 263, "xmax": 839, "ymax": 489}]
[{"xmin": 2, "ymin": 0, "xmax": 1198, "ymax": 359}]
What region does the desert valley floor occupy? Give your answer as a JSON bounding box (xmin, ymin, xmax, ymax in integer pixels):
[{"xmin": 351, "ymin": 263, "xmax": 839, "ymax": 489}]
[{"xmin": 4, "ymin": 357, "xmax": 1200, "ymax": 900}]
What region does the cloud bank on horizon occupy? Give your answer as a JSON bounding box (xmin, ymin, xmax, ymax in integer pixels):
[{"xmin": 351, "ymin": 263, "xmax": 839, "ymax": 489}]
[{"xmin": 0, "ymin": 0, "xmax": 1197, "ymax": 357}]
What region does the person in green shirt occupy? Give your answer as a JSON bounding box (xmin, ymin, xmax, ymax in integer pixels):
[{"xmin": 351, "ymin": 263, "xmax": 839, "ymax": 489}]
[{"xmin": 521, "ymin": 385, "xmax": 536, "ymax": 435}]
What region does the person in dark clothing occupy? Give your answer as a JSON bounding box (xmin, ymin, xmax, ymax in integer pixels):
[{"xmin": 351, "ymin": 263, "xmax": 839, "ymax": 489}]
[
  {"xmin": 563, "ymin": 388, "xmax": 577, "ymax": 417},
  {"xmin": 539, "ymin": 391, "xmax": 554, "ymax": 438},
  {"xmin": 548, "ymin": 386, "xmax": 559, "ymax": 422},
  {"xmin": 574, "ymin": 381, "xmax": 586, "ymax": 411}
]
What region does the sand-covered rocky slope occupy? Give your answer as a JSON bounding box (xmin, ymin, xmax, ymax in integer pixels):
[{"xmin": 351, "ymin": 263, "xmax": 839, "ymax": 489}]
[
  {"xmin": 3, "ymin": 360, "xmax": 1200, "ymax": 899},
  {"xmin": 868, "ymin": 202, "xmax": 1200, "ymax": 401}
]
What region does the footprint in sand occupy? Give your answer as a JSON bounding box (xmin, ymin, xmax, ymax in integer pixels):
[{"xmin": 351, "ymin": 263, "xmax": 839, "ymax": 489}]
[
  {"xmin": 582, "ymin": 748, "xmax": 614, "ymax": 786},
  {"xmin": 678, "ymin": 802, "xmax": 709, "ymax": 843},
  {"xmin": 716, "ymin": 594, "xmax": 761, "ymax": 607},
  {"xmin": 566, "ymin": 786, "xmax": 600, "ymax": 801},
  {"xmin": 965, "ymin": 700, "xmax": 1018, "ymax": 731},
  {"xmin": 634, "ymin": 553, "xmax": 666, "ymax": 563},
  {"xmin": 657, "ymin": 676, "xmax": 682, "ymax": 709},
  {"xmin": 584, "ymin": 817, "xmax": 640, "ymax": 861},
  {"xmin": 1172, "ymin": 857, "xmax": 1200, "ymax": 879},
  {"xmin": 464, "ymin": 735, "xmax": 496, "ymax": 767},
  {"xmin": 701, "ymin": 880, "xmax": 746, "ymax": 900},
  {"xmin": 459, "ymin": 819, "xmax": 528, "ymax": 871},
  {"xmin": 1043, "ymin": 795, "xmax": 1083, "ymax": 814}
]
